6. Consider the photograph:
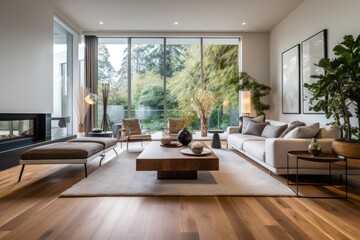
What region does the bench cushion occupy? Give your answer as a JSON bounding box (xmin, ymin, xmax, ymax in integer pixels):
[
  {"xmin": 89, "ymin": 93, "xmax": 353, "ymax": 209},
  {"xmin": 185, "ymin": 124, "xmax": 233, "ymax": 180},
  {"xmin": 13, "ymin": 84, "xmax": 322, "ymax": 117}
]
[
  {"xmin": 68, "ymin": 137, "xmax": 117, "ymax": 149},
  {"xmin": 20, "ymin": 142, "xmax": 103, "ymax": 160}
]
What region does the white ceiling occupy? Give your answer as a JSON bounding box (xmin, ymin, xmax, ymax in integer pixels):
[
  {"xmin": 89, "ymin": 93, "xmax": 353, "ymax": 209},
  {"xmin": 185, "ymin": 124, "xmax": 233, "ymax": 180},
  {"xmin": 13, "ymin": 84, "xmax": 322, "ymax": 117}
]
[{"xmin": 52, "ymin": 0, "xmax": 304, "ymax": 33}]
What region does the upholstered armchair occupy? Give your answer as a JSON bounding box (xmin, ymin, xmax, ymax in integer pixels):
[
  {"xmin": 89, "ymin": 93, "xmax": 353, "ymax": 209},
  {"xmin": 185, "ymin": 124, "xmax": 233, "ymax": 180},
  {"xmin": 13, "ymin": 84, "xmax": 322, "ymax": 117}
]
[
  {"xmin": 163, "ymin": 118, "xmax": 185, "ymax": 140},
  {"xmin": 117, "ymin": 118, "xmax": 151, "ymax": 149}
]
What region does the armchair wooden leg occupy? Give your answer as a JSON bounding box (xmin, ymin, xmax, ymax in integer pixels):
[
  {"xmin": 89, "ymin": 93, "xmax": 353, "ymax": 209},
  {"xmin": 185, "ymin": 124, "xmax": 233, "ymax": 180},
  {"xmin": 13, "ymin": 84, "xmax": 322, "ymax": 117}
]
[{"xmin": 127, "ymin": 140, "xmax": 129, "ymax": 150}]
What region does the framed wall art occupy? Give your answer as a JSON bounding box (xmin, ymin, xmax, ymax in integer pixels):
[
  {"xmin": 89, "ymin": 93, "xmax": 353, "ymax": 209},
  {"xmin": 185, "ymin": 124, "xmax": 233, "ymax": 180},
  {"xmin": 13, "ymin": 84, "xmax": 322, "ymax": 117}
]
[
  {"xmin": 302, "ymin": 29, "xmax": 328, "ymax": 114},
  {"xmin": 282, "ymin": 44, "xmax": 300, "ymax": 114}
]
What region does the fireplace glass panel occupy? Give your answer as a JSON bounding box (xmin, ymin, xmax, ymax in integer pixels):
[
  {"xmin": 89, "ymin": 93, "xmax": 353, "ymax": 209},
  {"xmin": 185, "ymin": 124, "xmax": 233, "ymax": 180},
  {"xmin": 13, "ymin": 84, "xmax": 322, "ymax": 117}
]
[{"xmin": 0, "ymin": 120, "xmax": 34, "ymax": 140}]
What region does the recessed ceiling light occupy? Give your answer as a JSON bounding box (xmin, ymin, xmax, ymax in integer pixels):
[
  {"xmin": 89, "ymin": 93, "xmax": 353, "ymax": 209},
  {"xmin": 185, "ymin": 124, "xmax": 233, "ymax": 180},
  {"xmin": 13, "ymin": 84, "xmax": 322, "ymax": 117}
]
[
  {"xmin": 174, "ymin": 21, "xmax": 179, "ymax": 25},
  {"xmin": 99, "ymin": 21, "xmax": 104, "ymax": 25},
  {"xmin": 242, "ymin": 22, "xmax": 246, "ymax": 25}
]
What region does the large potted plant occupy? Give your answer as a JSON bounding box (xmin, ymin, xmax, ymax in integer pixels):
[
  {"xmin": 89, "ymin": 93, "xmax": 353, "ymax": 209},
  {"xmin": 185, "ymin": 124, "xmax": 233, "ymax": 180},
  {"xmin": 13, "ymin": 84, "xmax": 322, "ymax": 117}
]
[{"xmin": 304, "ymin": 34, "xmax": 360, "ymax": 158}]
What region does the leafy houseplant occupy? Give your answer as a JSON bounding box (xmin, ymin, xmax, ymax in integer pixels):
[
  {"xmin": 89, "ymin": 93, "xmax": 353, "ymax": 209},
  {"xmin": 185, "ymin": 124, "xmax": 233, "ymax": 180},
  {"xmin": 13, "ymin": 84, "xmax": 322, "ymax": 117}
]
[
  {"xmin": 305, "ymin": 34, "xmax": 360, "ymax": 157},
  {"xmin": 237, "ymin": 72, "xmax": 271, "ymax": 116}
]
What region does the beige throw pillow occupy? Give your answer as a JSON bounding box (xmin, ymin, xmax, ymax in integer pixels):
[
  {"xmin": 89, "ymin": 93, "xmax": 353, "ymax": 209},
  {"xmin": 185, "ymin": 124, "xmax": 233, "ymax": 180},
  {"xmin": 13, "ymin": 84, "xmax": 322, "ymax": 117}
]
[
  {"xmin": 283, "ymin": 123, "xmax": 320, "ymax": 138},
  {"xmin": 315, "ymin": 125, "xmax": 340, "ymax": 139},
  {"xmin": 279, "ymin": 121, "xmax": 306, "ymax": 138}
]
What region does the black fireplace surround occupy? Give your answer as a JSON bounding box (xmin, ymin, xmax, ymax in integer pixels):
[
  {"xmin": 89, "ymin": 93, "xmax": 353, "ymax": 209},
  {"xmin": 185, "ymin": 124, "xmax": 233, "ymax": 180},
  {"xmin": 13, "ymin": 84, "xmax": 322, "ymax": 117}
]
[{"xmin": 0, "ymin": 113, "xmax": 74, "ymax": 170}]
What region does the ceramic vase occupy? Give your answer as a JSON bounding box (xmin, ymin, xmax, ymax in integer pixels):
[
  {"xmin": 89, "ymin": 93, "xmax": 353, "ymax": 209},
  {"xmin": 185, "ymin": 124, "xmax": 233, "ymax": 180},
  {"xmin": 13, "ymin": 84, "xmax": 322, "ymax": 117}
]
[
  {"xmin": 308, "ymin": 138, "xmax": 322, "ymax": 156},
  {"xmin": 200, "ymin": 116, "xmax": 208, "ymax": 137},
  {"xmin": 178, "ymin": 128, "xmax": 193, "ymax": 145},
  {"xmin": 160, "ymin": 135, "xmax": 172, "ymax": 145}
]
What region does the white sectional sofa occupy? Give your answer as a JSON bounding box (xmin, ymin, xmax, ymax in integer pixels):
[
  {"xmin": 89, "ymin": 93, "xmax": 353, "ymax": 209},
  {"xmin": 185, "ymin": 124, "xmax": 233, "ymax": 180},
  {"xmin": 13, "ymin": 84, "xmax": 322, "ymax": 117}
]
[{"xmin": 227, "ymin": 119, "xmax": 344, "ymax": 175}]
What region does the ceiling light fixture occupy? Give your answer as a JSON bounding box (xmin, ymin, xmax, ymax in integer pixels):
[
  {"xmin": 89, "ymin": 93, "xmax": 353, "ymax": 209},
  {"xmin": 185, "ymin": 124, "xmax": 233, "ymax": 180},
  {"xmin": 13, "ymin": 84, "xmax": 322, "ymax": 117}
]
[
  {"xmin": 99, "ymin": 21, "xmax": 104, "ymax": 25},
  {"xmin": 174, "ymin": 21, "xmax": 179, "ymax": 25},
  {"xmin": 242, "ymin": 22, "xmax": 246, "ymax": 25}
]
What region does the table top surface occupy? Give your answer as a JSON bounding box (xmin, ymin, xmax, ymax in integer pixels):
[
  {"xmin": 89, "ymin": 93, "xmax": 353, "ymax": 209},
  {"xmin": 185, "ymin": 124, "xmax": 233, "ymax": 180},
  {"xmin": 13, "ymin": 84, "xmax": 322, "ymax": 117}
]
[
  {"xmin": 207, "ymin": 130, "xmax": 224, "ymax": 134},
  {"xmin": 137, "ymin": 141, "xmax": 218, "ymax": 160},
  {"xmin": 287, "ymin": 151, "xmax": 346, "ymax": 162}
]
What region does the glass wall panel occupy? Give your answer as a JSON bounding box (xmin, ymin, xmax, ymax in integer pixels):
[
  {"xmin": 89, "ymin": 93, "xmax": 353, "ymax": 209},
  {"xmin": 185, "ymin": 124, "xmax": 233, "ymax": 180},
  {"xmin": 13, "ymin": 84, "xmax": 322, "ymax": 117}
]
[
  {"xmin": 98, "ymin": 38, "xmax": 128, "ymax": 128},
  {"xmin": 53, "ymin": 22, "xmax": 73, "ymax": 137},
  {"xmin": 166, "ymin": 38, "xmax": 201, "ymax": 130},
  {"xmin": 203, "ymin": 38, "xmax": 240, "ymax": 130},
  {"xmin": 131, "ymin": 38, "xmax": 164, "ymax": 130},
  {"xmin": 96, "ymin": 37, "xmax": 240, "ymax": 133}
]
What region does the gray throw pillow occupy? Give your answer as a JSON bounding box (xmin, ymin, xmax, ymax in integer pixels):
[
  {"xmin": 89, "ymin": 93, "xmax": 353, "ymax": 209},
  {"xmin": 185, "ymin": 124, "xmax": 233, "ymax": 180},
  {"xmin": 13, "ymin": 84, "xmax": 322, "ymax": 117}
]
[
  {"xmin": 279, "ymin": 121, "xmax": 306, "ymax": 138},
  {"xmin": 243, "ymin": 121, "xmax": 268, "ymax": 136},
  {"xmin": 283, "ymin": 123, "xmax": 320, "ymax": 138},
  {"xmin": 261, "ymin": 124, "xmax": 288, "ymax": 138},
  {"xmin": 241, "ymin": 115, "xmax": 265, "ymax": 133}
]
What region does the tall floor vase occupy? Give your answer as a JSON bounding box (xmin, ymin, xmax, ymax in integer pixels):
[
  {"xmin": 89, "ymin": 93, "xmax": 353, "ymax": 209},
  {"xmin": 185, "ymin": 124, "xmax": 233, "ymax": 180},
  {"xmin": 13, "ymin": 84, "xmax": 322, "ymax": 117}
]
[
  {"xmin": 200, "ymin": 116, "xmax": 208, "ymax": 137},
  {"xmin": 101, "ymin": 83, "xmax": 111, "ymax": 131}
]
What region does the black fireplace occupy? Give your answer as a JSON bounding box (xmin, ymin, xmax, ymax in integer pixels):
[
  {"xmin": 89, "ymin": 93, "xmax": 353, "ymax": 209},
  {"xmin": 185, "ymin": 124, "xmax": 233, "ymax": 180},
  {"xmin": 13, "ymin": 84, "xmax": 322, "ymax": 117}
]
[
  {"xmin": 0, "ymin": 113, "xmax": 51, "ymax": 152},
  {"xmin": 0, "ymin": 113, "xmax": 75, "ymax": 170}
]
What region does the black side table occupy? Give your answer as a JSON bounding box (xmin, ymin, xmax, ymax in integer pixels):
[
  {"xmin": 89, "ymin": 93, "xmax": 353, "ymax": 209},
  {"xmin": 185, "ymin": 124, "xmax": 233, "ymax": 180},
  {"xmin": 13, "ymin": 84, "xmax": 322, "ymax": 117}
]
[
  {"xmin": 208, "ymin": 130, "xmax": 224, "ymax": 149},
  {"xmin": 287, "ymin": 151, "xmax": 347, "ymax": 198},
  {"xmin": 88, "ymin": 131, "xmax": 113, "ymax": 138}
]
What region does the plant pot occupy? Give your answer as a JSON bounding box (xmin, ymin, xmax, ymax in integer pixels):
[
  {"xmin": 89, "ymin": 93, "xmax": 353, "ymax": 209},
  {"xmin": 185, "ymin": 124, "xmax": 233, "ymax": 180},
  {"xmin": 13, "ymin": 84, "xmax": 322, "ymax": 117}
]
[{"xmin": 332, "ymin": 140, "xmax": 360, "ymax": 158}]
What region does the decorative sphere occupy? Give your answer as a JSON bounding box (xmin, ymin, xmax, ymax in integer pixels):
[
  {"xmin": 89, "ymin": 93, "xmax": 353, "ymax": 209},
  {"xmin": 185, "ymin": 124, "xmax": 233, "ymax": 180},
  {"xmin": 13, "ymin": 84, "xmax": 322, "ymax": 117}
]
[
  {"xmin": 190, "ymin": 141, "xmax": 203, "ymax": 154},
  {"xmin": 85, "ymin": 93, "xmax": 98, "ymax": 105}
]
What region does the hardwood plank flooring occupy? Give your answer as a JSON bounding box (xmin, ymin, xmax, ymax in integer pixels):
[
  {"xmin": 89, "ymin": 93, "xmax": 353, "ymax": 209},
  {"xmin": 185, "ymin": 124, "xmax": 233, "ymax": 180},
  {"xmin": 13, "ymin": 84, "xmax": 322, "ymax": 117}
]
[{"xmin": 0, "ymin": 142, "xmax": 359, "ymax": 239}]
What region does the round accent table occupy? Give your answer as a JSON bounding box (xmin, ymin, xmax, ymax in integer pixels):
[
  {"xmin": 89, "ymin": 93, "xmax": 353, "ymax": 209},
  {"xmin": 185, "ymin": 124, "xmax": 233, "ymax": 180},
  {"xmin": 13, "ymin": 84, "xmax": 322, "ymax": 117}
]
[
  {"xmin": 88, "ymin": 131, "xmax": 113, "ymax": 138},
  {"xmin": 287, "ymin": 151, "xmax": 347, "ymax": 198},
  {"xmin": 207, "ymin": 130, "xmax": 224, "ymax": 149}
]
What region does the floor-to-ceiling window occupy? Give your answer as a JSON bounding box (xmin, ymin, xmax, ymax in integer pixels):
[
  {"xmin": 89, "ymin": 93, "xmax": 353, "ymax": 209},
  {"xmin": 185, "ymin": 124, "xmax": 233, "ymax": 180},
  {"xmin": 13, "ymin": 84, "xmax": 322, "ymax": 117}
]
[
  {"xmin": 98, "ymin": 38, "xmax": 128, "ymax": 128},
  {"xmin": 203, "ymin": 38, "xmax": 240, "ymax": 128},
  {"xmin": 131, "ymin": 38, "xmax": 164, "ymax": 130},
  {"xmin": 53, "ymin": 21, "xmax": 73, "ymax": 137},
  {"xmin": 166, "ymin": 38, "xmax": 201, "ymax": 129},
  {"xmin": 97, "ymin": 37, "xmax": 240, "ymax": 131}
]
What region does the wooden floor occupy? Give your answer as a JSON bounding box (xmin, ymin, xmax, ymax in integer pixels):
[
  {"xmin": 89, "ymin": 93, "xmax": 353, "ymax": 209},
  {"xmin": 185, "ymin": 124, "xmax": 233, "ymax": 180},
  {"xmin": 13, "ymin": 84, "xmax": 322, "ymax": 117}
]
[{"xmin": 1, "ymin": 143, "xmax": 360, "ymax": 240}]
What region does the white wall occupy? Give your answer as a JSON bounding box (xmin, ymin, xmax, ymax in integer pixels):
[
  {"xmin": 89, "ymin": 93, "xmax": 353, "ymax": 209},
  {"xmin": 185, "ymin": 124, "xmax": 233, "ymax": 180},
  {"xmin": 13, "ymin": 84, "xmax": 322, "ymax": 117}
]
[
  {"xmin": 242, "ymin": 32, "xmax": 270, "ymax": 116},
  {"xmin": 0, "ymin": 0, "xmax": 54, "ymax": 113},
  {"xmin": 270, "ymin": 0, "xmax": 360, "ymax": 124}
]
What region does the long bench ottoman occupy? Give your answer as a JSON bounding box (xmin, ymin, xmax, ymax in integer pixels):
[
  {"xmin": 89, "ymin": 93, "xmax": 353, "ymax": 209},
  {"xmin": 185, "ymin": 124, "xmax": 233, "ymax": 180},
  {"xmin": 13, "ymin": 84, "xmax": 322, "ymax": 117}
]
[
  {"xmin": 18, "ymin": 138, "xmax": 118, "ymax": 182},
  {"xmin": 68, "ymin": 137, "xmax": 118, "ymax": 155}
]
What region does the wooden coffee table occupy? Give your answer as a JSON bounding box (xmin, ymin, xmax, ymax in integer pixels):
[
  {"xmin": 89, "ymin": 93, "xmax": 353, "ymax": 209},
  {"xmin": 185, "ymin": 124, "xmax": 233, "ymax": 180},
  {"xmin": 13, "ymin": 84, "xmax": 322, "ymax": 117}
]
[{"xmin": 136, "ymin": 142, "xmax": 219, "ymax": 179}]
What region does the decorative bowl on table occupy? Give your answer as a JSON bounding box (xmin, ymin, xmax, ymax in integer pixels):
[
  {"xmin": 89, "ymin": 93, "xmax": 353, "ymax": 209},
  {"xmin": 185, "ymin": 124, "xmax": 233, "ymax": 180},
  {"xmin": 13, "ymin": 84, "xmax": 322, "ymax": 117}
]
[{"xmin": 160, "ymin": 135, "xmax": 172, "ymax": 145}]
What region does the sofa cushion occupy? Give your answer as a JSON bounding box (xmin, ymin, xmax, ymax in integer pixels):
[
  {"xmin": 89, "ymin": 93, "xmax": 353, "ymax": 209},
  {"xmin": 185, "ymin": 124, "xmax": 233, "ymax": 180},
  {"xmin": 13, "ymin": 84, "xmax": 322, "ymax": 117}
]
[
  {"xmin": 243, "ymin": 141, "xmax": 266, "ymax": 162},
  {"xmin": 283, "ymin": 123, "xmax": 320, "ymax": 138},
  {"xmin": 316, "ymin": 125, "xmax": 340, "ymax": 139},
  {"xmin": 227, "ymin": 133, "xmax": 265, "ymax": 150},
  {"xmin": 261, "ymin": 124, "xmax": 287, "ymax": 138},
  {"xmin": 243, "ymin": 121, "xmax": 268, "ymax": 136},
  {"xmin": 279, "ymin": 121, "xmax": 306, "ymax": 138},
  {"xmin": 240, "ymin": 115, "xmax": 265, "ymax": 133}
]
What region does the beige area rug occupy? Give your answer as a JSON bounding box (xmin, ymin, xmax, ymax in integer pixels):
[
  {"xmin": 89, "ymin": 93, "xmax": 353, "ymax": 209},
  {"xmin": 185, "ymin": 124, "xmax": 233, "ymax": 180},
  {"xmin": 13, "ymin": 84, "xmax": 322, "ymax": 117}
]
[{"xmin": 61, "ymin": 148, "xmax": 296, "ymax": 197}]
